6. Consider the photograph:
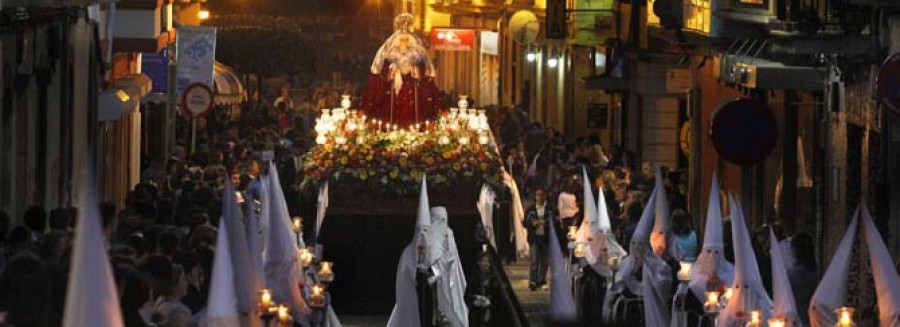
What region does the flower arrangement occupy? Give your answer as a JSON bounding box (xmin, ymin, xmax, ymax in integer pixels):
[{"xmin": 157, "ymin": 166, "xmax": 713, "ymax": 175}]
[{"xmin": 302, "ymin": 97, "xmax": 503, "ymax": 196}]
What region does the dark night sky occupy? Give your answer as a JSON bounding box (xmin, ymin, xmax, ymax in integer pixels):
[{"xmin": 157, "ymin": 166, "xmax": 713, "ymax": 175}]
[{"xmin": 209, "ymin": 0, "xmax": 373, "ymax": 17}]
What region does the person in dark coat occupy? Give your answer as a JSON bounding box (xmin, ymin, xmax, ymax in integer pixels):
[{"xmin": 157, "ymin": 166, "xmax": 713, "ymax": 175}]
[{"xmin": 523, "ymin": 188, "xmax": 556, "ymax": 290}]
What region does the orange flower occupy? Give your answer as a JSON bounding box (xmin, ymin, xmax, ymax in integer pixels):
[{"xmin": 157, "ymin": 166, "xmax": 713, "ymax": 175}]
[
  {"xmin": 366, "ymin": 154, "xmax": 374, "ymax": 161},
  {"xmin": 442, "ymin": 151, "xmax": 453, "ymax": 160},
  {"xmin": 480, "ymin": 163, "xmax": 488, "ymax": 171},
  {"xmin": 425, "ymin": 157, "xmax": 435, "ymax": 165},
  {"xmin": 359, "ymin": 170, "xmax": 368, "ymax": 180},
  {"xmin": 452, "ymin": 163, "xmax": 461, "ymax": 171},
  {"xmin": 339, "ymin": 156, "xmax": 349, "ymax": 165},
  {"xmin": 389, "ymin": 169, "xmax": 399, "ymax": 179}
]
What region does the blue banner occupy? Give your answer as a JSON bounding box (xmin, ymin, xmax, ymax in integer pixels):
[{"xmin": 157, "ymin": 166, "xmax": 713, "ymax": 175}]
[{"xmin": 142, "ymin": 47, "xmax": 169, "ymax": 93}]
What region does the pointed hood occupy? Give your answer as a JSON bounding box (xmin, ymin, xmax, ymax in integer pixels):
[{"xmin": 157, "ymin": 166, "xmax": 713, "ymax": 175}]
[
  {"xmin": 809, "ymin": 207, "xmax": 858, "ymax": 327},
  {"xmin": 630, "ymin": 186, "xmax": 658, "ymax": 255},
  {"xmin": 769, "ymin": 228, "xmax": 799, "ymax": 325},
  {"xmin": 417, "ymin": 174, "xmax": 431, "ymax": 230},
  {"xmin": 718, "ymin": 195, "xmax": 772, "ymax": 326},
  {"xmin": 245, "ymin": 190, "xmax": 265, "ymax": 297},
  {"xmin": 651, "ymin": 167, "xmax": 672, "ymax": 258},
  {"xmin": 207, "ymin": 210, "xmax": 241, "ymax": 327},
  {"xmin": 689, "ymin": 171, "xmax": 734, "ymax": 299},
  {"xmin": 388, "ymin": 174, "xmax": 432, "ymax": 327},
  {"xmin": 597, "ymin": 184, "xmax": 613, "ymax": 233},
  {"xmin": 220, "ymin": 179, "xmax": 258, "ymax": 315},
  {"xmin": 549, "ymin": 218, "xmax": 578, "ymax": 322},
  {"xmin": 580, "ymin": 167, "xmax": 599, "ymax": 237},
  {"xmin": 63, "ymin": 168, "xmax": 124, "ymax": 327},
  {"xmin": 861, "ymin": 203, "xmax": 900, "ymax": 326},
  {"xmin": 263, "ymin": 162, "xmax": 310, "ymax": 323}
]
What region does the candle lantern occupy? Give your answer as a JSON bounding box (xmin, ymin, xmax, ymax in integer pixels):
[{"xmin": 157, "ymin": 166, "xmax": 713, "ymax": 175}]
[
  {"xmin": 318, "ymin": 261, "xmax": 334, "ymax": 282},
  {"xmin": 677, "ymin": 261, "xmax": 693, "ymax": 282},
  {"xmin": 259, "ymin": 289, "xmax": 273, "ymax": 311},
  {"xmin": 606, "ymin": 254, "xmax": 622, "ymax": 269},
  {"xmin": 298, "ymin": 247, "xmax": 315, "ymax": 267},
  {"xmin": 310, "ymin": 283, "xmax": 326, "ymax": 308},
  {"xmin": 341, "ymin": 94, "xmax": 352, "ymax": 109},
  {"xmin": 747, "ymin": 310, "xmax": 762, "ymax": 327},
  {"xmin": 277, "ymin": 304, "xmax": 291, "ymax": 325},
  {"xmin": 835, "ymin": 307, "xmax": 855, "ymax": 327},
  {"xmin": 292, "ymin": 217, "xmax": 302, "ymax": 234},
  {"xmin": 567, "ymin": 226, "xmax": 578, "ymax": 241},
  {"xmin": 573, "ymin": 242, "xmax": 586, "ymax": 258},
  {"xmin": 704, "ymin": 291, "xmax": 721, "ymax": 313},
  {"xmin": 767, "ymin": 318, "xmax": 785, "ymax": 327}
]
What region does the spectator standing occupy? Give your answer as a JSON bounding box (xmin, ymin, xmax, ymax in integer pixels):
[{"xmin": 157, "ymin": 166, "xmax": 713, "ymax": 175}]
[{"xmin": 524, "ymin": 188, "xmax": 555, "ymax": 291}]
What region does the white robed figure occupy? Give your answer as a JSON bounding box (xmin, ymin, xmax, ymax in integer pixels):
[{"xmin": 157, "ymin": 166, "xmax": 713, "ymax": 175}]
[
  {"xmin": 809, "ymin": 203, "xmax": 900, "ymax": 327},
  {"xmin": 610, "ymin": 168, "xmax": 673, "ymax": 326},
  {"xmin": 717, "ymin": 195, "xmax": 773, "ymax": 326},
  {"xmin": 388, "ymin": 175, "xmax": 438, "ymax": 327},
  {"xmin": 575, "ymin": 168, "xmax": 628, "ymax": 278},
  {"xmin": 428, "ymin": 207, "xmax": 470, "ymax": 327},
  {"xmin": 671, "ymin": 171, "xmax": 734, "ymax": 327}
]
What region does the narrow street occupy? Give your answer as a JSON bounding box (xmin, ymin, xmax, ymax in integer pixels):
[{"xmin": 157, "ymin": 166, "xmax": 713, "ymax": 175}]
[{"xmin": 504, "ymin": 257, "xmax": 550, "ymax": 326}]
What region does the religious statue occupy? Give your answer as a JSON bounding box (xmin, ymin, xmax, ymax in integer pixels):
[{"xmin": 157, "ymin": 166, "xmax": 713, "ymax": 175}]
[{"xmin": 360, "ymin": 13, "xmax": 442, "ymax": 128}]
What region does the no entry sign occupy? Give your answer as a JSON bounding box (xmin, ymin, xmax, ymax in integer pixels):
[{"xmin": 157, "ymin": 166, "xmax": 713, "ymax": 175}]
[
  {"xmin": 710, "ymin": 98, "xmax": 778, "ymax": 166},
  {"xmin": 182, "ymin": 83, "xmax": 214, "ymax": 117}
]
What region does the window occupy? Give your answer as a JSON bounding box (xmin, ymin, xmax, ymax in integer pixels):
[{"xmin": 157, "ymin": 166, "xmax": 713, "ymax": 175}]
[
  {"xmin": 685, "ymin": 0, "xmax": 711, "ymax": 33},
  {"xmin": 739, "ymin": 0, "xmax": 764, "ymax": 4}
]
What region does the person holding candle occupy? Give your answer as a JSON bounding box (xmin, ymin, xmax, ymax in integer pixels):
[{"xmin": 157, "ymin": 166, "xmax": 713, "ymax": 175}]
[{"xmin": 427, "ymin": 207, "xmax": 469, "ymax": 327}]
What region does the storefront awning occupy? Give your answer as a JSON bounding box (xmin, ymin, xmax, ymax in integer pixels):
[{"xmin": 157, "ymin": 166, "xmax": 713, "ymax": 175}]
[
  {"xmin": 99, "ymin": 74, "xmax": 152, "ymax": 121},
  {"xmin": 214, "ymin": 62, "xmax": 244, "ymax": 105}
]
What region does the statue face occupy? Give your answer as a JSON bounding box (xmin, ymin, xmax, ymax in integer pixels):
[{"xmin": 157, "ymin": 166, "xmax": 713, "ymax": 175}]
[{"xmin": 397, "ymin": 35, "xmax": 411, "ymax": 51}]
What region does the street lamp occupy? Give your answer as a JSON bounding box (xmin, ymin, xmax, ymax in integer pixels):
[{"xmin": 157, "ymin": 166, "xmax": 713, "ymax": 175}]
[
  {"xmin": 526, "ymin": 52, "xmax": 536, "ymax": 62},
  {"xmin": 198, "ymin": 9, "xmax": 210, "ymax": 20},
  {"xmin": 547, "ymin": 57, "xmax": 559, "ymax": 68}
]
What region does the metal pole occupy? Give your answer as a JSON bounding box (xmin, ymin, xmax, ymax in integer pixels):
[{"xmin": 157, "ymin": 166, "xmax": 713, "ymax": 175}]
[{"xmin": 191, "ymin": 117, "xmax": 197, "ymax": 155}]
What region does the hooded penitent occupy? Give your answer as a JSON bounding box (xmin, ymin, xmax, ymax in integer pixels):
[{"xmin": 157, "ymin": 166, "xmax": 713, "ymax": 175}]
[
  {"xmin": 429, "ymin": 206, "xmax": 469, "ymax": 327},
  {"xmin": 769, "ymin": 228, "xmax": 799, "ymax": 326},
  {"xmin": 549, "ymin": 211, "xmax": 578, "ymax": 322},
  {"xmin": 577, "ymin": 167, "xmax": 627, "ymax": 278},
  {"xmin": 861, "ymin": 204, "xmax": 900, "ymax": 326},
  {"xmin": 63, "ymin": 166, "xmax": 124, "ymax": 327},
  {"xmin": 809, "ymin": 208, "xmax": 858, "ymax": 327},
  {"xmin": 263, "ymin": 162, "xmax": 310, "ymax": 324},
  {"xmin": 718, "ymin": 195, "xmax": 773, "ymax": 326},
  {"xmin": 688, "ymin": 171, "xmax": 734, "ymax": 300},
  {"xmin": 615, "ymin": 177, "xmax": 672, "ymax": 326},
  {"xmin": 388, "ymin": 175, "xmax": 432, "ymax": 327}
]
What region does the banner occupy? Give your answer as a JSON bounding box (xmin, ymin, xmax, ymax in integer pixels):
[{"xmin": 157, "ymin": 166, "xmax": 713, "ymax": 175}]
[
  {"xmin": 480, "ymin": 31, "xmax": 498, "ymax": 55},
  {"xmin": 572, "ymin": 0, "xmax": 614, "ymax": 45},
  {"xmin": 176, "ymin": 25, "xmax": 216, "ymax": 96},
  {"xmin": 141, "ymin": 47, "xmax": 168, "ymax": 93},
  {"xmin": 430, "ymin": 28, "xmax": 475, "ymax": 51}
]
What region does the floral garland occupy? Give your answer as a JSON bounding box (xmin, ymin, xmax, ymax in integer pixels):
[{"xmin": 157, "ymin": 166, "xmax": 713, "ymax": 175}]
[{"xmin": 302, "ymin": 114, "xmax": 504, "ymax": 196}]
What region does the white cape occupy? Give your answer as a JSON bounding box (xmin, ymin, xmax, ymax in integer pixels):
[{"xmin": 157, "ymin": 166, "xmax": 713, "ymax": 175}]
[{"xmin": 809, "ymin": 208, "xmax": 858, "ymax": 327}]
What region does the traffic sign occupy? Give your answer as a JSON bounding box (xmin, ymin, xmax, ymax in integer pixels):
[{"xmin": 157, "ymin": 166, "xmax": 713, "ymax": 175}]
[
  {"xmin": 710, "ymin": 98, "xmax": 778, "ymax": 166},
  {"xmin": 182, "ymin": 83, "xmax": 214, "ymax": 118}
]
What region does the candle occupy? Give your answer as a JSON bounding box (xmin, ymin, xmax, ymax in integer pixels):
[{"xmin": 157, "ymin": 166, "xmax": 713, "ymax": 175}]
[
  {"xmin": 318, "ymin": 261, "xmax": 334, "ymax": 282},
  {"xmin": 259, "ymin": 289, "xmax": 272, "ymax": 310},
  {"xmin": 723, "ymin": 286, "xmax": 733, "ymax": 303},
  {"xmin": 704, "ymin": 291, "xmax": 720, "ymax": 313},
  {"xmin": 277, "ymin": 304, "xmax": 290, "ymax": 323},
  {"xmin": 677, "ymin": 261, "xmax": 692, "ymax": 281},
  {"xmin": 749, "ymin": 310, "xmax": 762, "ymax": 326},
  {"xmin": 573, "ymin": 242, "xmax": 585, "ymax": 258},
  {"xmin": 292, "ymin": 217, "xmax": 302, "ymax": 233},
  {"xmin": 836, "ymin": 307, "xmax": 854, "ymax": 327},
  {"xmin": 567, "ymin": 226, "xmax": 578, "ymax": 241},
  {"xmin": 298, "ymin": 247, "xmax": 314, "ymax": 267},
  {"xmin": 310, "ymin": 283, "xmax": 326, "ymax": 308},
  {"xmin": 606, "ymin": 255, "xmax": 621, "ymax": 268},
  {"xmin": 767, "ymin": 318, "xmax": 785, "ymax": 327}
]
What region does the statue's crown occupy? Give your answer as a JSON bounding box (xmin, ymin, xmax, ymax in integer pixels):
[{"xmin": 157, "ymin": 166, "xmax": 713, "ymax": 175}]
[{"xmin": 394, "ymin": 13, "xmax": 415, "ymax": 33}]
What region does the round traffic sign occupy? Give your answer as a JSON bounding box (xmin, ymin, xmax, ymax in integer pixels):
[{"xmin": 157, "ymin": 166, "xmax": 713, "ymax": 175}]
[
  {"xmin": 710, "ymin": 98, "xmax": 778, "ymax": 166},
  {"xmin": 182, "ymin": 83, "xmax": 214, "ymax": 117}
]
